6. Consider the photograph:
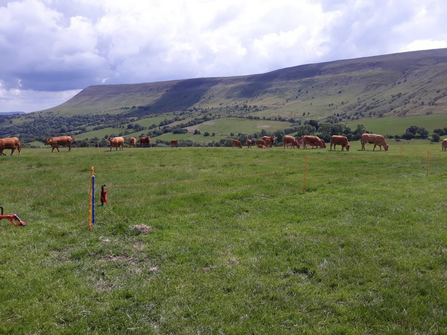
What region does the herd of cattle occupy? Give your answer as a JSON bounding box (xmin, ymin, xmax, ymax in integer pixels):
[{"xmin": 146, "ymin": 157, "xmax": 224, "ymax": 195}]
[
  {"xmin": 1, "ymin": 134, "xmax": 447, "ymax": 155},
  {"xmin": 232, "ymin": 134, "xmax": 390, "ymax": 151}
]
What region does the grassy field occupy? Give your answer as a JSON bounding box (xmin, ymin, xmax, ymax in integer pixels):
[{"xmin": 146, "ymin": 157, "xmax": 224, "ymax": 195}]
[
  {"xmin": 346, "ymin": 114, "xmax": 447, "ymax": 136},
  {"xmin": 0, "ymin": 143, "xmax": 446, "ymax": 334},
  {"xmin": 191, "ymin": 117, "xmax": 292, "ymax": 135}
]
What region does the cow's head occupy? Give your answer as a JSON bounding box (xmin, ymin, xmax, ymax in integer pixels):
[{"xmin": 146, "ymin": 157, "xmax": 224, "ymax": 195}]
[
  {"xmin": 44, "ymin": 138, "xmax": 50, "ymax": 145},
  {"xmin": 320, "ymin": 140, "xmax": 326, "ymax": 148},
  {"xmin": 384, "ymin": 144, "xmax": 389, "ymax": 151},
  {"xmin": 346, "ymin": 143, "xmax": 350, "ymax": 151},
  {"xmin": 108, "ymin": 137, "xmax": 113, "ymax": 142}
]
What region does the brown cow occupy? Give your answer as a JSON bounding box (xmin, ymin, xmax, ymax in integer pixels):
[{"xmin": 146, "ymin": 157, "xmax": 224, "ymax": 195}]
[
  {"xmin": 108, "ymin": 137, "xmax": 124, "ymax": 151},
  {"xmin": 262, "ymin": 136, "xmax": 275, "ymax": 148},
  {"xmin": 283, "ymin": 135, "xmax": 300, "ymax": 149},
  {"xmin": 171, "ymin": 140, "xmax": 179, "ymax": 147},
  {"xmin": 129, "ymin": 137, "xmax": 137, "ymax": 148},
  {"xmin": 232, "ymin": 139, "xmax": 242, "ymax": 148},
  {"xmin": 330, "ymin": 135, "xmax": 350, "ymax": 151},
  {"xmin": 442, "ymin": 139, "xmax": 447, "ymax": 152},
  {"xmin": 247, "ymin": 139, "xmax": 252, "ymax": 148},
  {"xmin": 140, "ymin": 136, "xmax": 150, "ymax": 146},
  {"xmin": 303, "ymin": 135, "xmax": 326, "ymax": 149},
  {"xmin": 45, "ymin": 136, "xmax": 73, "ymax": 152},
  {"xmin": 361, "ymin": 133, "xmax": 389, "ymax": 151},
  {"xmin": 257, "ymin": 139, "xmax": 266, "ymax": 148},
  {"xmin": 0, "ymin": 137, "xmax": 21, "ymax": 156}
]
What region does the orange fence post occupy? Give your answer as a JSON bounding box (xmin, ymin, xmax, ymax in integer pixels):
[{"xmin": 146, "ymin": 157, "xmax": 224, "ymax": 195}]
[
  {"xmin": 427, "ymin": 150, "xmax": 430, "ymax": 176},
  {"xmin": 303, "ymin": 156, "xmax": 308, "ymax": 194}
]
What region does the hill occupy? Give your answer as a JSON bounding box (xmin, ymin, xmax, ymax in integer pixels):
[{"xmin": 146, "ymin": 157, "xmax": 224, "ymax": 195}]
[{"xmin": 2, "ymin": 48, "xmax": 447, "ymax": 143}]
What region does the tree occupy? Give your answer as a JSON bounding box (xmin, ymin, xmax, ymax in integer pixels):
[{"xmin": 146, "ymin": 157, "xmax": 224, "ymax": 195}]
[
  {"xmin": 417, "ymin": 127, "xmax": 429, "ymax": 139},
  {"xmin": 406, "ymin": 125, "xmax": 419, "ymax": 135},
  {"xmin": 402, "ymin": 131, "xmax": 414, "ymax": 140},
  {"xmin": 204, "ymin": 132, "xmax": 210, "ymax": 137},
  {"xmin": 431, "ymin": 133, "xmax": 441, "ymax": 142}
]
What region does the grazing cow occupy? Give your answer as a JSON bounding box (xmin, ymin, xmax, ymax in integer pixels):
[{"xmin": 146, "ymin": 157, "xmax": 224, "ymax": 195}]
[
  {"xmin": 0, "ymin": 137, "xmax": 21, "ymax": 156},
  {"xmin": 171, "ymin": 140, "xmax": 179, "ymax": 148},
  {"xmin": 45, "ymin": 136, "xmax": 73, "ymax": 152},
  {"xmin": 140, "ymin": 136, "xmax": 151, "ymax": 147},
  {"xmin": 247, "ymin": 139, "xmax": 252, "ymax": 148},
  {"xmin": 303, "ymin": 135, "xmax": 326, "ymax": 149},
  {"xmin": 232, "ymin": 139, "xmax": 242, "ymax": 148},
  {"xmin": 262, "ymin": 136, "xmax": 275, "ymax": 148},
  {"xmin": 129, "ymin": 137, "xmax": 137, "ymax": 148},
  {"xmin": 361, "ymin": 133, "xmax": 389, "ymax": 151},
  {"xmin": 108, "ymin": 137, "xmax": 124, "ymax": 151},
  {"xmin": 442, "ymin": 139, "xmax": 447, "ymax": 152},
  {"xmin": 330, "ymin": 135, "xmax": 350, "ymax": 151},
  {"xmin": 283, "ymin": 135, "xmax": 300, "ymax": 149},
  {"xmin": 257, "ymin": 139, "xmax": 266, "ymax": 148}
]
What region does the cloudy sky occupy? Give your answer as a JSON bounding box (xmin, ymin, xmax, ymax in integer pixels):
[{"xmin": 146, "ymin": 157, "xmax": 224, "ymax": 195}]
[{"xmin": 1, "ymin": 0, "xmax": 447, "ymax": 112}]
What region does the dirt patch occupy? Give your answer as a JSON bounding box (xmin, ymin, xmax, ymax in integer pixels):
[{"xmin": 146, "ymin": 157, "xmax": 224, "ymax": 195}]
[
  {"xmin": 97, "ymin": 255, "xmax": 137, "ymax": 264},
  {"xmin": 134, "ymin": 242, "xmax": 146, "ymax": 250},
  {"xmin": 257, "ymin": 124, "xmax": 271, "ymax": 129},
  {"xmin": 132, "ymin": 225, "xmax": 152, "ymax": 235},
  {"xmin": 186, "ymin": 120, "xmax": 215, "ymax": 132}
]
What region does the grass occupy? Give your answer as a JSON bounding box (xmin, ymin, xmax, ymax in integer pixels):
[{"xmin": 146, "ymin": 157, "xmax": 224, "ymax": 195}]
[
  {"xmin": 156, "ymin": 132, "xmax": 227, "ymax": 143},
  {"xmin": 192, "ymin": 117, "xmax": 292, "ymax": 135},
  {"xmin": 346, "ymin": 114, "xmax": 447, "ymax": 135},
  {"xmin": 75, "ymin": 127, "xmax": 127, "ymax": 140},
  {"xmin": 0, "ymin": 143, "xmax": 446, "ymax": 334}
]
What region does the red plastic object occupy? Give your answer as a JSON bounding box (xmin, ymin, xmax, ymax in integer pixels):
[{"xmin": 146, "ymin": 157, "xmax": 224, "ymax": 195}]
[
  {"xmin": 0, "ymin": 206, "xmax": 26, "ymax": 226},
  {"xmin": 0, "ymin": 214, "xmax": 26, "ymax": 226},
  {"xmin": 101, "ymin": 185, "xmax": 108, "ymax": 205}
]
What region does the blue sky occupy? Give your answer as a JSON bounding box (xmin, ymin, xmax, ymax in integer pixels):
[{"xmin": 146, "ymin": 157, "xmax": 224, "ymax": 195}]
[{"xmin": 1, "ymin": 0, "xmax": 447, "ymax": 112}]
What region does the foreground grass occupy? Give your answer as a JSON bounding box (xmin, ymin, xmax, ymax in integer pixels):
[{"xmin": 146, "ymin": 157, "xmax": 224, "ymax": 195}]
[{"xmin": 0, "ymin": 143, "xmax": 446, "ymax": 334}]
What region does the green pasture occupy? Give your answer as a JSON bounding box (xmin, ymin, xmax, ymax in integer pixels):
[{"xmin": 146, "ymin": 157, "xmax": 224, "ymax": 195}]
[
  {"xmin": 156, "ymin": 132, "xmax": 226, "ymax": 143},
  {"xmin": 193, "ymin": 117, "xmax": 292, "ymax": 135},
  {"xmin": 346, "ymin": 114, "xmax": 447, "ymax": 136},
  {"xmin": 76, "ymin": 127, "xmax": 127, "ymax": 140},
  {"xmin": 0, "ymin": 143, "xmax": 446, "ymax": 334}
]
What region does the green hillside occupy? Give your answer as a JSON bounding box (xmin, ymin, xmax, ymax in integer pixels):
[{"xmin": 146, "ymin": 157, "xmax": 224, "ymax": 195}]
[{"xmin": 2, "ymin": 48, "xmax": 447, "ymax": 143}]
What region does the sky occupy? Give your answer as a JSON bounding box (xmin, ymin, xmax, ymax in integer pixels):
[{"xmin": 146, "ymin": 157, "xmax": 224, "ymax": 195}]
[{"xmin": 1, "ymin": 0, "xmax": 447, "ymax": 112}]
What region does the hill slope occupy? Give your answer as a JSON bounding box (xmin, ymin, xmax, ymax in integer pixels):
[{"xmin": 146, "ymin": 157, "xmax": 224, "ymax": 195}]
[{"xmin": 43, "ymin": 48, "xmax": 447, "ymax": 120}]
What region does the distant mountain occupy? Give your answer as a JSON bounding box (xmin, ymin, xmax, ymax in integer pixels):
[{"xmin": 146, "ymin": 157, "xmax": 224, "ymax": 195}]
[
  {"xmin": 39, "ymin": 48, "xmax": 447, "ymax": 121},
  {"xmin": 0, "ymin": 111, "xmax": 25, "ymax": 115}
]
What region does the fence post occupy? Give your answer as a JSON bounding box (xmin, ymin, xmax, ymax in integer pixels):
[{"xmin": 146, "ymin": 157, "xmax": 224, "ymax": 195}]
[
  {"xmin": 89, "ymin": 166, "xmax": 95, "ymax": 230},
  {"xmin": 303, "ymin": 156, "xmax": 308, "ymax": 194}
]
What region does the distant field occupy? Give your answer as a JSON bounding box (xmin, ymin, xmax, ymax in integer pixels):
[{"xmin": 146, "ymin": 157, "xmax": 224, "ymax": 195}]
[
  {"xmin": 130, "ymin": 115, "xmax": 175, "ymax": 127},
  {"xmin": 76, "ymin": 127, "xmax": 126, "ymax": 140},
  {"xmin": 346, "ymin": 114, "xmax": 447, "ymax": 135},
  {"xmin": 192, "ymin": 117, "xmax": 292, "ymax": 135},
  {"xmin": 156, "ymin": 132, "xmax": 226, "ymax": 143},
  {"xmin": 0, "ymin": 144, "xmax": 445, "ymax": 333}
]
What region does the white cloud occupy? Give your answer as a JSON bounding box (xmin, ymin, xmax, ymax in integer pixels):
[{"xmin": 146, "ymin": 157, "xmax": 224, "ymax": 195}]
[
  {"xmin": 2, "ymin": 0, "xmax": 447, "ymax": 112},
  {"xmin": 402, "ymin": 39, "xmax": 447, "ymax": 52}
]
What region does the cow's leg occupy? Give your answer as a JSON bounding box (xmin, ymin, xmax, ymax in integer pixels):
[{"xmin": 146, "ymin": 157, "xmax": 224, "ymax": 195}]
[
  {"xmin": 10, "ymin": 148, "xmax": 15, "ymax": 156},
  {"xmin": 373, "ymin": 144, "xmax": 376, "ymax": 151},
  {"xmin": 68, "ymin": 145, "xmax": 71, "ymax": 152}
]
